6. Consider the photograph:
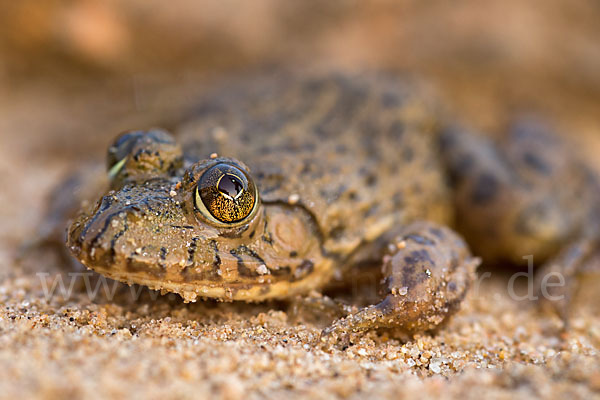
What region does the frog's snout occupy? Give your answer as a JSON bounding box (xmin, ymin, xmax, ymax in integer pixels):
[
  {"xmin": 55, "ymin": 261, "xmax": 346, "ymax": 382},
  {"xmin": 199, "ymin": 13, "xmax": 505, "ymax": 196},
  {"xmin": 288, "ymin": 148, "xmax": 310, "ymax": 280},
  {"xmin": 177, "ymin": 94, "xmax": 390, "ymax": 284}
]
[{"xmin": 66, "ymin": 177, "xmax": 191, "ymax": 272}]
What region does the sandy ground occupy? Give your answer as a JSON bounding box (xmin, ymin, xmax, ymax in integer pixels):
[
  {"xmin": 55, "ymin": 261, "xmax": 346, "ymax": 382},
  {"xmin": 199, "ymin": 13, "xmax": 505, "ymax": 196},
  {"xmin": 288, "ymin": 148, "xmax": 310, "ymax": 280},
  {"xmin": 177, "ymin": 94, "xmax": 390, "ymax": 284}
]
[
  {"xmin": 1, "ymin": 2, "xmax": 600, "ymax": 398},
  {"xmin": 0, "ymin": 78, "xmax": 599, "ymax": 400}
]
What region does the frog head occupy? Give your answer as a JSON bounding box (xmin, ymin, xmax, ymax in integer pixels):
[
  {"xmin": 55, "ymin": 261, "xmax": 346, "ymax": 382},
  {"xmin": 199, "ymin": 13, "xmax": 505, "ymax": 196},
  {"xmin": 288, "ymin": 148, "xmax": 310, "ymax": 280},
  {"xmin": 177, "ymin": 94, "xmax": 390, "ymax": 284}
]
[{"xmin": 67, "ymin": 130, "xmax": 331, "ymax": 302}]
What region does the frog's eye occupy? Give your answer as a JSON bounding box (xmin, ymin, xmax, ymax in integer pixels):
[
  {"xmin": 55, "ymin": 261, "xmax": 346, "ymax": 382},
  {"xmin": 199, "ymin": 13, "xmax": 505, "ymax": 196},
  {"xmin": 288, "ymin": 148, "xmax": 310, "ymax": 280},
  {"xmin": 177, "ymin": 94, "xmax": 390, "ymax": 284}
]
[
  {"xmin": 194, "ymin": 163, "xmax": 259, "ymax": 226},
  {"xmin": 106, "ymin": 129, "xmax": 182, "ymax": 180},
  {"xmin": 108, "ymin": 131, "xmax": 144, "ymax": 177}
]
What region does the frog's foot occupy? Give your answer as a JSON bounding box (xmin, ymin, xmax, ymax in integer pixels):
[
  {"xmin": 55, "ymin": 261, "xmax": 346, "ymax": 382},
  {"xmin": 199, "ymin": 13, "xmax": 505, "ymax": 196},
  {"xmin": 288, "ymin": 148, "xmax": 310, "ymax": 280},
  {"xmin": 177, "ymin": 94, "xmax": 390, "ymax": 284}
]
[
  {"xmin": 535, "ymin": 238, "xmax": 600, "ymax": 323},
  {"xmin": 320, "ymin": 221, "xmax": 479, "ymax": 348}
]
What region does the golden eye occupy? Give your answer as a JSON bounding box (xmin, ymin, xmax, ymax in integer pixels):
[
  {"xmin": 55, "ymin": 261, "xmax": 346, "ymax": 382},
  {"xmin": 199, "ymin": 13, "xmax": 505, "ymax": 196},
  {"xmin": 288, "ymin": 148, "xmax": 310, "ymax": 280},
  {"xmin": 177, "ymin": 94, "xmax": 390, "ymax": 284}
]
[{"xmin": 194, "ymin": 163, "xmax": 258, "ymax": 225}]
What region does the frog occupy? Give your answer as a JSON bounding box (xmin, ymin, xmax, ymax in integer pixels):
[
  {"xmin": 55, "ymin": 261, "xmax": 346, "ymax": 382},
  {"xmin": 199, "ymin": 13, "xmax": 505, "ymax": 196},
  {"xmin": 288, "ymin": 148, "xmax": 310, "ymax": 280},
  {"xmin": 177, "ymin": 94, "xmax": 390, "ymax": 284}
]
[{"xmin": 64, "ymin": 73, "xmax": 600, "ymax": 345}]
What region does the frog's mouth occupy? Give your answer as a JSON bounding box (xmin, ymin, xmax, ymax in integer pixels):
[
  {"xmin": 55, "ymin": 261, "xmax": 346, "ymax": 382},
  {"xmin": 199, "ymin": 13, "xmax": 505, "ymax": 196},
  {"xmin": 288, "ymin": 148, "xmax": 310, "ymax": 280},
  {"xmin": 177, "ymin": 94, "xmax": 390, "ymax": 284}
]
[{"xmin": 67, "ymin": 178, "xmax": 333, "ymax": 302}]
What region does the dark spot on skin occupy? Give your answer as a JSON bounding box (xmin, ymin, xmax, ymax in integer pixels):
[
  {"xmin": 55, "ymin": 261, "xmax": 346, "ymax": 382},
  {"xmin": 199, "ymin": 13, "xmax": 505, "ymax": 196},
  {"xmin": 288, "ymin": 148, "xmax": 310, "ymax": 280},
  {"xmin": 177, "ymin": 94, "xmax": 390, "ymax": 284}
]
[
  {"xmin": 271, "ymin": 266, "xmax": 292, "ymax": 277},
  {"xmin": 262, "ymin": 232, "xmax": 273, "ymax": 245},
  {"xmin": 335, "ymin": 144, "xmax": 348, "ymax": 154},
  {"xmin": 259, "ymin": 286, "xmax": 270, "ymax": 295},
  {"xmin": 261, "ymin": 212, "xmax": 273, "ymax": 244},
  {"xmin": 210, "ymin": 240, "xmax": 221, "ymax": 269},
  {"xmin": 289, "ymin": 251, "xmax": 298, "ymax": 258},
  {"xmin": 133, "ymin": 148, "xmax": 153, "ymax": 162},
  {"xmin": 319, "ymin": 184, "xmax": 347, "ymax": 202},
  {"xmin": 293, "ymin": 260, "xmax": 314, "ymax": 281},
  {"xmin": 447, "ymin": 154, "xmax": 475, "ymax": 187},
  {"xmin": 399, "ymin": 249, "xmax": 435, "ymax": 289},
  {"xmin": 313, "ymin": 80, "xmax": 367, "ymax": 138},
  {"xmin": 365, "ymin": 173, "xmax": 378, "ymax": 186},
  {"xmin": 237, "ymin": 245, "xmax": 266, "ymax": 265},
  {"xmin": 471, "ymin": 172, "xmax": 499, "ymax": 205},
  {"xmin": 405, "ymin": 234, "xmax": 435, "ymax": 246},
  {"xmin": 87, "ymin": 206, "xmax": 138, "ymax": 257},
  {"xmin": 381, "ymin": 92, "xmax": 400, "ymax": 108},
  {"xmin": 231, "ymin": 245, "xmax": 267, "ymax": 277},
  {"xmin": 402, "ymin": 147, "xmax": 414, "ymax": 162},
  {"xmin": 406, "ymin": 249, "xmax": 434, "ymax": 265},
  {"xmin": 429, "ymin": 227, "xmax": 445, "ymax": 239},
  {"xmin": 302, "ymin": 142, "xmax": 317, "ymax": 152},
  {"xmin": 364, "ymin": 204, "xmax": 379, "ymax": 218},
  {"xmin": 330, "ymin": 225, "xmax": 345, "ymax": 240},
  {"xmin": 448, "ymin": 281, "xmax": 457, "ymax": 292},
  {"xmin": 300, "ymin": 161, "xmax": 311, "ymax": 175},
  {"xmin": 360, "ymin": 132, "xmax": 380, "ymax": 158},
  {"xmin": 388, "ymin": 120, "xmax": 404, "ymax": 137},
  {"xmin": 249, "ymin": 230, "xmax": 255, "ymax": 239},
  {"xmin": 523, "ymin": 151, "xmax": 551, "ymax": 175},
  {"xmin": 392, "ymin": 192, "xmax": 404, "ymax": 208},
  {"xmin": 230, "ymin": 249, "xmax": 254, "ymax": 277},
  {"xmin": 77, "ymin": 195, "xmax": 114, "ymax": 246},
  {"xmin": 449, "ymin": 256, "xmax": 459, "ymax": 272},
  {"xmin": 158, "ymin": 247, "xmax": 168, "ymax": 269},
  {"xmin": 109, "ymin": 215, "xmax": 129, "ymax": 262},
  {"xmin": 187, "ymin": 237, "xmax": 199, "ymax": 265},
  {"xmin": 181, "ymin": 241, "xmax": 222, "ymax": 282}
]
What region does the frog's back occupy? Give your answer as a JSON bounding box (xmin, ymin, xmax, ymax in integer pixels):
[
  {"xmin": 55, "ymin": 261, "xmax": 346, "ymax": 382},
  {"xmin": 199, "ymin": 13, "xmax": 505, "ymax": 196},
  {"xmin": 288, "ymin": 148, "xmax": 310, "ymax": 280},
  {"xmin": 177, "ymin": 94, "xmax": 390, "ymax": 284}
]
[{"xmin": 176, "ymin": 74, "xmax": 452, "ymax": 256}]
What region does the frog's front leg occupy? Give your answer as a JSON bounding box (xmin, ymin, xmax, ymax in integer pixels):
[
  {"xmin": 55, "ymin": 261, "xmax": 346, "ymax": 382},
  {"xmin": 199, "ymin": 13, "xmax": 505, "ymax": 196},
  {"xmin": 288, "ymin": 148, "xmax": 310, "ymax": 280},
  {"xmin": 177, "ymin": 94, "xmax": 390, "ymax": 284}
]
[{"xmin": 320, "ymin": 221, "xmax": 479, "ymax": 346}]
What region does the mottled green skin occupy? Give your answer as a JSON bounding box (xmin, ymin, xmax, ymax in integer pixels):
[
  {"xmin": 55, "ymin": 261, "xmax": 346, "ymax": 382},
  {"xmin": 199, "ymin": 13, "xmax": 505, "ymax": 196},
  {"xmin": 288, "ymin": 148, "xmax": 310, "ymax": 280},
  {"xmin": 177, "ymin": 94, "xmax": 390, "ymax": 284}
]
[{"xmin": 66, "ymin": 74, "xmax": 599, "ymax": 340}]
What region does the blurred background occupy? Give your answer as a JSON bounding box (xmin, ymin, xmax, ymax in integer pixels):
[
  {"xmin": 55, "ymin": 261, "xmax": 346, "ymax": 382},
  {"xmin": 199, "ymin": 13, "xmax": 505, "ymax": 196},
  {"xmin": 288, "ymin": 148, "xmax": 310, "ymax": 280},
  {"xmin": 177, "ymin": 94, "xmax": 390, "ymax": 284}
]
[{"xmin": 1, "ymin": 0, "xmax": 600, "ymax": 253}]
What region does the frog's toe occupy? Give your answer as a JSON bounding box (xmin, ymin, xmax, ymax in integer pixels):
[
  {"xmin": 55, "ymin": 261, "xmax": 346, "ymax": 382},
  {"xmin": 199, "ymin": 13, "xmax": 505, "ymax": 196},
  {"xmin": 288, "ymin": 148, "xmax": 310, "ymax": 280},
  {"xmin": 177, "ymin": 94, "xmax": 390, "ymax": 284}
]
[{"xmin": 321, "ymin": 222, "xmax": 479, "ymax": 347}]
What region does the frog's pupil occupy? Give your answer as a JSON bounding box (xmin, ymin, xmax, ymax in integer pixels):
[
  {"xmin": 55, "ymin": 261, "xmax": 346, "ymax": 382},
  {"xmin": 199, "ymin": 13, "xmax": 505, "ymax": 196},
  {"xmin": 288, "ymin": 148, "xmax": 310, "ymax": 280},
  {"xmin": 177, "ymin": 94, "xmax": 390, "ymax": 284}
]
[{"xmin": 218, "ymin": 174, "xmax": 244, "ymax": 198}]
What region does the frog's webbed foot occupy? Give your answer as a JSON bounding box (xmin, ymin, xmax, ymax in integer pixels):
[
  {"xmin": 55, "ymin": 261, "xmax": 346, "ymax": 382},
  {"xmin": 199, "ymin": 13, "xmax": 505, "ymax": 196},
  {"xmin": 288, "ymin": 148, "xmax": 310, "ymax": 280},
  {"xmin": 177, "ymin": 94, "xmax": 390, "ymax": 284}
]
[{"xmin": 320, "ymin": 222, "xmax": 479, "ymax": 348}]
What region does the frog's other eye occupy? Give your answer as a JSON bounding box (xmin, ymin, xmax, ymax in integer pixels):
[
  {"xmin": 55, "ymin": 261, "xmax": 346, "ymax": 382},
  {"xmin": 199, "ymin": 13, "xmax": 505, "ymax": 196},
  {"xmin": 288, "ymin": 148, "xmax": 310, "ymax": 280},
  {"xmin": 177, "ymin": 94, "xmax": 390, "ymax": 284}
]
[
  {"xmin": 194, "ymin": 163, "xmax": 259, "ymax": 226},
  {"xmin": 106, "ymin": 129, "xmax": 182, "ymax": 180}
]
